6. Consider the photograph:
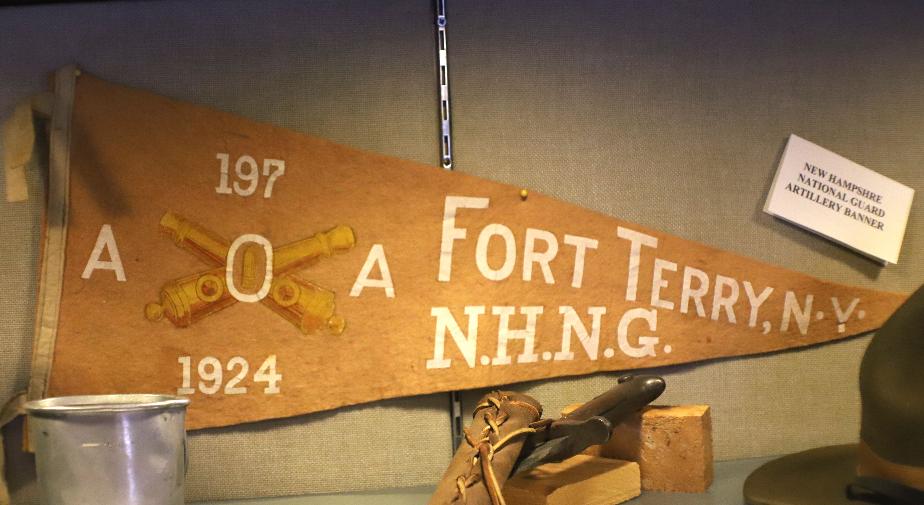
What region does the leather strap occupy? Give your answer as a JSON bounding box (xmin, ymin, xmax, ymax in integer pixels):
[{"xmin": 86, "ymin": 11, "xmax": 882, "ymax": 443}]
[{"xmin": 847, "ymin": 477, "xmax": 924, "ymax": 504}]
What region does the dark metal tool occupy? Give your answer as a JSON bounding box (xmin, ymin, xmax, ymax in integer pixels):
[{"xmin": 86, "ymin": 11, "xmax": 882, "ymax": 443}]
[{"xmin": 510, "ymin": 374, "xmax": 666, "ymax": 475}]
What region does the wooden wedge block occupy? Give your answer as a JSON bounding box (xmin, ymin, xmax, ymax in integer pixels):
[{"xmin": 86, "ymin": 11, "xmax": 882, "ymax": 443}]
[
  {"xmin": 504, "ymin": 455, "xmax": 641, "ymax": 505},
  {"xmin": 560, "ymin": 403, "xmax": 714, "ymax": 493}
]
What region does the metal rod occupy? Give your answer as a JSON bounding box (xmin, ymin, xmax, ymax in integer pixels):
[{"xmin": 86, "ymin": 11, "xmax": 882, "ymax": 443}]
[
  {"xmin": 436, "ymin": 0, "xmax": 462, "ymax": 451},
  {"xmin": 449, "ymin": 390, "xmax": 463, "ymax": 451}
]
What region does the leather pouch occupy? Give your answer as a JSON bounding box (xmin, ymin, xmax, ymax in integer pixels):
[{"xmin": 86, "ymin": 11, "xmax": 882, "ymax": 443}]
[{"xmin": 429, "ymin": 391, "xmax": 542, "ymax": 505}]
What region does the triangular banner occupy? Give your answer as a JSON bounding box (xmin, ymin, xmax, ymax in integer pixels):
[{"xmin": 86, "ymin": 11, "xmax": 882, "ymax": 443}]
[{"xmin": 38, "ymin": 73, "xmax": 907, "ymax": 429}]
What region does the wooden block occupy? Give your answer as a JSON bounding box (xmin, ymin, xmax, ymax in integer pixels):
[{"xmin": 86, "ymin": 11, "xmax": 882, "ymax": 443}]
[
  {"xmin": 603, "ymin": 405, "xmax": 713, "ymax": 493},
  {"xmin": 560, "ymin": 402, "xmax": 584, "ymax": 417},
  {"xmin": 559, "ymin": 403, "xmax": 714, "ymax": 493},
  {"xmin": 504, "ymin": 455, "xmax": 640, "ymax": 505}
]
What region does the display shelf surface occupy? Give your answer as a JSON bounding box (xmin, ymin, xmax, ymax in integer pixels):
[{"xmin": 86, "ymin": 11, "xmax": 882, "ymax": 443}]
[{"xmin": 194, "ymin": 456, "xmax": 773, "ymax": 505}]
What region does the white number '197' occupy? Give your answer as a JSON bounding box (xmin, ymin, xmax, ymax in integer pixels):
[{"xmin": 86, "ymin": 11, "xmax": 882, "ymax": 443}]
[{"xmin": 215, "ymin": 153, "xmax": 286, "ymax": 198}]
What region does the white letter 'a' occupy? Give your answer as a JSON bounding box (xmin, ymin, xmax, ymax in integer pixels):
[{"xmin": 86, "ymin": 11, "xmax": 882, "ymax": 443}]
[
  {"xmin": 350, "ymin": 244, "xmax": 395, "ymax": 298},
  {"xmin": 81, "ymin": 224, "xmax": 126, "ymax": 282}
]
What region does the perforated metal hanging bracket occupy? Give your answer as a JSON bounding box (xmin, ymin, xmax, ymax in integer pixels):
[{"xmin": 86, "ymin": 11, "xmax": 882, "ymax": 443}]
[
  {"xmin": 436, "ymin": 0, "xmax": 463, "ymax": 451},
  {"xmin": 435, "ymin": 0, "xmax": 453, "ymax": 169}
]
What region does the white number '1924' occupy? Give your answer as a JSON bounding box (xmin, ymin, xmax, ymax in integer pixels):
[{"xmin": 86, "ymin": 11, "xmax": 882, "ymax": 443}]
[{"xmin": 177, "ymin": 355, "xmax": 282, "ymax": 395}]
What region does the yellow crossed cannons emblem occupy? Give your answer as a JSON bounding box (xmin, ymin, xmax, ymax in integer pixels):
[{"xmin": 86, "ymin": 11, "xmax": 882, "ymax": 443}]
[{"xmin": 145, "ymin": 212, "xmax": 355, "ymax": 335}]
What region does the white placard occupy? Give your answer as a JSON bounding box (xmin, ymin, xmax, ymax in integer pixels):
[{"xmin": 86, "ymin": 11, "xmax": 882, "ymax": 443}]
[{"xmin": 764, "ymin": 134, "xmax": 914, "ymax": 264}]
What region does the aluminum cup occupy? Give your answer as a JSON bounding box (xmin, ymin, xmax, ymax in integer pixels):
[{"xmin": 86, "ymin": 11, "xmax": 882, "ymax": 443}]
[{"xmin": 25, "ymin": 394, "xmax": 190, "ymax": 505}]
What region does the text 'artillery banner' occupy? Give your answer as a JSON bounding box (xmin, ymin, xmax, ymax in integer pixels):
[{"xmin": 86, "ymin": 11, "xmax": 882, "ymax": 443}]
[{"xmin": 41, "ymin": 73, "xmax": 907, "ymax": 429}]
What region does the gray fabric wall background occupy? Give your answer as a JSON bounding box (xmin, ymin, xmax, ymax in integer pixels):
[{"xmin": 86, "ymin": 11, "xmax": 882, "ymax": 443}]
[{"xmin": 1, "ymin": 0, "xmax": 922, "ymax": 503}]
